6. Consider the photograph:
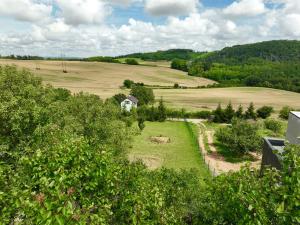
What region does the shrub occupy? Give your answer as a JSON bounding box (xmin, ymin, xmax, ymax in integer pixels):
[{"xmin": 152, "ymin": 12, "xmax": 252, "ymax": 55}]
[
  {"xmin": 125, "ymin": 58, "xmax": 139, "ymax": 65},
  {"xmin": 257, "ymin": 106, "xmax": 274, "ymax": 119},
  {"xmin": 174, "ymin": 83, "xmax": 179, "ymax": 88},
  {"xmin": 264, "ymin": 118, "xmax": 283, "ymax": 134},
  {"xmin": 215, "ymin": 118, "xmax": 261, "ymax": 154},
  {"xmin": 123, "ymin": 79, "xmax": 134, "ymax": 88},
  {"xmin": 279, "ymin": 106, "xmax": 294, "ymax": 120},
  {"xmin": 113, "ymin": 93, "xmax": 127, "ymax": 104}
]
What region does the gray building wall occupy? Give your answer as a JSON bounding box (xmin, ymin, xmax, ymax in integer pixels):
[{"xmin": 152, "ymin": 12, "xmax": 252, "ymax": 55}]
[{"xmin": 286, "ymin": 112, "xmax": 300, "ymax": 145}]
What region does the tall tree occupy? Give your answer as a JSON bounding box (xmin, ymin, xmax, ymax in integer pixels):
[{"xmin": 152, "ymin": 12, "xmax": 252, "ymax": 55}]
[
  {"xmin": 157, "ymin": 97, "xmax": 167, "ymax": 122},
  {"xmin": 224, "ymin": 102, "xmax": 235, "ymax": 123}
]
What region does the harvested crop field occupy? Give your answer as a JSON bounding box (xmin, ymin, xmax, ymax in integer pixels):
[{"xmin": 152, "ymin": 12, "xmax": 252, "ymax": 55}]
[
  {"xmin": 0, "ymin": 59, "xmax": 214, "ymax": 99},
  {"xmin": 154, "ymin": 87, "xmax": 300, "ymax": 111}
]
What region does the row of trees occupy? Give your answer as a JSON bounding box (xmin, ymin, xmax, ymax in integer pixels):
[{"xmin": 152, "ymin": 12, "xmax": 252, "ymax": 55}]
[
  {"xmin": 213, "ymin": 103, "xmax": 273, "ymax": 123},
  {"xmin": 0, "ymin": 66, "xmax": 299, "ymax": 224}
]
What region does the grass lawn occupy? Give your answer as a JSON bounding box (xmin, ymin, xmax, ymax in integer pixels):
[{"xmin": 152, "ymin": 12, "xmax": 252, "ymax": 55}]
[{"xmin": 129, "ymin": 121, "xmax": 209, "ymax": 178}]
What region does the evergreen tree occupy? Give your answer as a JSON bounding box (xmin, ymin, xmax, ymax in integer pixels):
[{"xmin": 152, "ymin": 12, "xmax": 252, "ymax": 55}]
[
  {"xmin": 224, "ymin": 102, "xmax": 235, "ymax": 123},
  {"xmin": 245, "ymin": 102, "xmax": 257, "ymax": 120},
  {"xmin": 157, "ymin": 97, "xmax": 167, "ymax": 122},
  {"xmin": 213, "ymin": 103, "xmax": 225, "ymax": 123},
  {"xmin": 235, "ymin": 105, "xmax": 244, "ymax": 118}
]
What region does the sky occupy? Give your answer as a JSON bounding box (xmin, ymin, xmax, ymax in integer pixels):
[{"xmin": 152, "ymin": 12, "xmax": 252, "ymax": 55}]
[{"xmin": 0, "ymin": 0, "xmax": 300, "ymax": 57}]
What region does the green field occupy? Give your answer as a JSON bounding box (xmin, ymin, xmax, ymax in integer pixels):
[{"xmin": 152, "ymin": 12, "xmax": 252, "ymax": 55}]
[{"xmin": 129, "ymin": 121, "xmax": 209, "ymax": 176}]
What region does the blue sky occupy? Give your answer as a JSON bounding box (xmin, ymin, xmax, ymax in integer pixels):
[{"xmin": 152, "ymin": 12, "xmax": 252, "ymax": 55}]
[{"xmin": 0, "ymin": 0, "xmax": 299, "ymax": 57}]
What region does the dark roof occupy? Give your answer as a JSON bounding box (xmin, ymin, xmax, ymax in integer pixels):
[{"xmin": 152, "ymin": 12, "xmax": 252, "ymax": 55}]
[{"xmin": 127, "ymin": 95, "xmax": 139, "ymax": 104}]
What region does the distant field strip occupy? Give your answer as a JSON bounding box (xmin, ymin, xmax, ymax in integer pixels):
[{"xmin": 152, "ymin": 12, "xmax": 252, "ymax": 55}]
[
  {"xmin": 154, "ymin": 87, "xmax": 300, "ymax": 111},
  {"xmin": 0, "ymin": 59, "xmax": 215, "ymax": 99}
]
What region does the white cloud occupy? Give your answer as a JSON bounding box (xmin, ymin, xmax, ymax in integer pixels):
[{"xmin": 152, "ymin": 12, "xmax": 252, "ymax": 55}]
[
  {"xmin": 55, "ymin": 0, "xmax": 111, "ymax": 25},
  {"xmin": 224, "ymin": 0, "xmax": 266, "ymax": 16},
  {"xmin": 0, "ymin": 0, "xmax": 52, "ymax": 22},
  {"xmin": 145, "ymin": 0, "xmax": 198, "ymax": 16}
]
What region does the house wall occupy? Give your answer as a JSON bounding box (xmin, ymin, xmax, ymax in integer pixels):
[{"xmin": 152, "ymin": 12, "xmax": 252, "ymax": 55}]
[{"xmin": 286, "ymin": 112, "xmax": 300, "ymax": 145}]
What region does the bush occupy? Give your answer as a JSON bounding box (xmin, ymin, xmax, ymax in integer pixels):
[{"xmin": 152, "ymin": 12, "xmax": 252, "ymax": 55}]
[
  {"xmin": 123, "ymin": 79, "xmax": 134, "ymax": 88},
  {"xmin": 130, "ymin": 86, "xmax": 155, "ymax": 106},
  {"xmin": 125, "ymin": 58, "xmax": 139, "ymax": 65},
  {"xmin": 264, "ymin": 118, "xmax": 283, "ymax": 134},
  {"xmin": 171, "ymin": 59, "xmax": 188, "ymax": 72},
  {"xmin": 257, "ymin": 106, "xmax": 274, "ymax": 119},
  {"xmin": 215, "ymin": 118, "xmax": 262, "ymax": 154},
  {"xmin": 279, "ymin": 106, "xmax": 294, "ymax": 120},
  {"xmin": 174, "ymin": 83, "xmax": 179, "ymax": 88},
  {"xmin": 113, "ymin": 93, "xmax": 127, "ymax": 104}
]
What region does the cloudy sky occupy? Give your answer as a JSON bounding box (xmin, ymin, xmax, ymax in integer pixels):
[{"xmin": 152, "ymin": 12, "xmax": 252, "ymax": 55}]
[{"xmin": 0, "ymin": 0, "xmax": 300, "ymax": 57}]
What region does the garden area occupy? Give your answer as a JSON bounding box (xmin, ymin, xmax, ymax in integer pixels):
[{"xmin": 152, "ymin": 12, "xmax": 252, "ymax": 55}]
[{"xmin": 129, "ymin": 121, "xmax": 209, "ymax": 177}]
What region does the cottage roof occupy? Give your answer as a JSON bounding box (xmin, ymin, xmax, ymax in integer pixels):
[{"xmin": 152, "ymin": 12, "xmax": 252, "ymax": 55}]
[{"xmin": 127, "ymin": 95, "xmax": 139, "ymax": 104}]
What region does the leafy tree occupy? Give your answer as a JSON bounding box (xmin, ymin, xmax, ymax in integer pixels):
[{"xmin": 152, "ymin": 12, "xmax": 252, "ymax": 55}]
[
  {"xmin": 123, "ymin": 79, "xmax": 134, "ymax": 88},
  {"xmin": 257, "ymin": 106, "xmax": 274, "ymax": 119},
  {"xmin": 125, "ymin": 58, "xmax": 139, "ymax": 65},
  {"xmin": 157, "ymin": 97, "xmax": 167, "ymax": 122},
  {"xmin": 113, "ymin": 93, "xmax": 127, "ymax": 104},
  {"xmin": 279, "ymin": 106, "xmax": 294, "ymax": 120},
  {"xmin": 215, "ymin": 118, "xmax": 261, "ymax": 154},
  {"xmin": 171, "ymin": 59, "xmax": 188, "ymax": 72},
  {"xmin": 130, "ymin": 86, "xmax": 155, "ymax": 106},
  {"xmin": 245, "ymin": 102, "xmax": 257, "ymax": 120},
  {"xmin": 174, "ymin": 83, "xmax": 179, "ymax": 88}
]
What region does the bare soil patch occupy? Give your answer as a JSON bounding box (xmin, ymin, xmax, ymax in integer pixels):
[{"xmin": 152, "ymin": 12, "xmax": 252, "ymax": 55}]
[{"xmin": 150, "ymin": 135, "xmax": 171, "ymax": 144}]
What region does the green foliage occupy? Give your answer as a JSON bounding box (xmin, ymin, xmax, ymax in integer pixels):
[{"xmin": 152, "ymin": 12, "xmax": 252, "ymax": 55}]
[
  {"xmin": 188, "ymin": 40, "xmax": 300, "ymax": 93},
  {"xmin": 123, "ymin": 79, "xmax": 134, "ymax": 88},
  {"xmin": 174, "ymin": 83, "xmax": 179, "ymax": 88},
  {"xmin": 130, "ymin": 86, "xmax": 154, "ymax": 106},
  {"xmin": 171, "ymin": 59, "xmax": 188, "ymax": 71},
  {"xmin": 235, "ymin": 104, "xmax": 244, "ymax": 118},
  {"xmin": 215, "ymin": 118, "xmax": 262, "ymax": 154},
  {"xmin": 157, "ymin": 98, "xmax": 167, "ymax": 122},
  {"xmin": 224, "ymin": 102, "xmax": 235, "ymax": 123},
  {"xmin": 195, "ymin": 144, "xmax": 300, "ymax": 224},
  {"xmin": 279, "ymin": 106, "xmax": 294, "ymax": 120},
  {"xmin": 245, "ymin": 102, "xmax": 257, "ymax": 120},
  {"xmin": 257, "ymin": 106, "xmax": 274, "ymax": 119},
  {"xmin": 113, "ymin": 93, "xmax": 127, "ymax": 104},
  {"xmin": 84, "ymin": 56, "xmax": 120, "ymax": 63},
  {"xmin": 213, "ymin": 103, "xmax": 225, "ymax": 123},
  {"xmin": 125, "ymin": 58, "xmax": 139, "ymax": 65},
  {"xmin": 119, "ymin": 49, "xmax": 203, "ymax": 61},
  {"xmin": 264, "ymin": 118, "xmax": 283, "ymax": 134}
]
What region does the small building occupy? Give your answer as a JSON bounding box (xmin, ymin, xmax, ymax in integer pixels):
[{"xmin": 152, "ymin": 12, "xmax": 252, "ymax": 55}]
[
  {"xmin": 261, "ymin": 111, "xmax": 300, "ymax": 172},
  {"xmin": 121, "ymin": 95, "xmax": 138, "ymax": 112},
  {"xmin": 286, "ymin": 111, "xmax": 300, "ymax": 145}
]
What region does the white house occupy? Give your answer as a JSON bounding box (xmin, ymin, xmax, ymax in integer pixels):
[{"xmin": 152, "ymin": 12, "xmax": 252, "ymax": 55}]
[{"xmin": 121, "ymin": 95, "xmax": 139, "ymax": 112}]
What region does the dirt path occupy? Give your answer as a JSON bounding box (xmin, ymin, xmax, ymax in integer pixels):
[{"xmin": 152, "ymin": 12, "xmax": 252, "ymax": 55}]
[{"xmin": 193, "ymin": 120, "xmax": 261, "ymax": 176}]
